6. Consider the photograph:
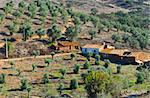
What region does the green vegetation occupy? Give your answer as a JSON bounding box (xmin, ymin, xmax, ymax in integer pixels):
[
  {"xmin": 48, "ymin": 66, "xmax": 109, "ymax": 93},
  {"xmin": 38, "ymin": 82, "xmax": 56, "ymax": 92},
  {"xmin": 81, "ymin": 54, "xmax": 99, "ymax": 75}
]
[
  {"xmin": 42, "ymin": 73, "xmax": 50, "ymax": 84},
  {"xmin": 73, "ymin": 64, "xmax": 80, "ymax": 74},
  {"xmin": 0, "ymin": 74, "xmax": 6, "ymax": 84},
  {"xmin": 59, "ymin": 68, "xmax": 67, "ymax": 79},
  {"xmin": 70, "ymin": 79, "xmax": 78, "ymax": 89},
  {"xmin": 0, "ymin": 0, "xmax": 149, "ymax": 98}
]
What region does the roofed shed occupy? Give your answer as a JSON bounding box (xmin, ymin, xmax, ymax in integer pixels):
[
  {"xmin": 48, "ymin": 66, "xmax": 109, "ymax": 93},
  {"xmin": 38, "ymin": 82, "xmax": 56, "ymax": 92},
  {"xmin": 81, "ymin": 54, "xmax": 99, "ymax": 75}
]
[{"xmin": 56, "ymin": 41, "xmax": 80, "ymax": 52}]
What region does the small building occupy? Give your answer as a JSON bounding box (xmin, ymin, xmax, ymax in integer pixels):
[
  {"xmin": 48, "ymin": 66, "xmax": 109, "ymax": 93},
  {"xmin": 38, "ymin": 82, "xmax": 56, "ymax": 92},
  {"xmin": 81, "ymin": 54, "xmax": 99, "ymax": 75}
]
[
  {"xmin": 100, "ymin": 49, "xmax": 131, "ymax": 64},
  {"xmin": 81, "ymin": 44, "xmax": 105, "ymax": 55},
  {"xmin": 56, "ymin": 41, "xmax": 80, "ymax": 52},
  {"xmin": 131, "ymin": 52, "xmax": 150, "ymax": 64}
]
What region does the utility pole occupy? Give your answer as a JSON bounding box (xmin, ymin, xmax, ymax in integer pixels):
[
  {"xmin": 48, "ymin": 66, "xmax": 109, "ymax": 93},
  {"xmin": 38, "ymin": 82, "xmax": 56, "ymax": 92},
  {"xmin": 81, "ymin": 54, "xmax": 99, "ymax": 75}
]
[{"xmin": 5, "ymin": 38, "xmax": 8, "ymax": 58}]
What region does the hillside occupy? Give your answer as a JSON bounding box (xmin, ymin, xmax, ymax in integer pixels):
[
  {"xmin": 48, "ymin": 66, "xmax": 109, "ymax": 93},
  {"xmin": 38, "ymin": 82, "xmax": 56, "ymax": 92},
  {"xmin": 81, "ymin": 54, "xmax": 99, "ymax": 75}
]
[{"xmin": 0, "ymin": 0, "xmax": 150, "ymax": 98}]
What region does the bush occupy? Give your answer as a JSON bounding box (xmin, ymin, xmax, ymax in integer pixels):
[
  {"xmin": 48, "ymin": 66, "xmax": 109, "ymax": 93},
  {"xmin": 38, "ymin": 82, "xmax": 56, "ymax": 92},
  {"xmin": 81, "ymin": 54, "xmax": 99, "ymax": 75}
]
[
  {"xmin": 103, "ymin": 60, "xmax": 110, "ymax": 68},
  {"xmin": 32, "ymin": 64, "xmax": 37, "ymax": 72},
  {"xmin": 83, "ymin": 60, "xmax": 90, "ymax": 69},
  {"xmin": 86, "ymin": 52, "xmax": 93, "ymax": 61},
  {"xmin": 116, "ymin": 65, "xmax": 122, "ymax": 73},
  {"xmin": 70, "ymin": 79, "xmax": 78, "ymax": 89},
  {"xmin": 0, "ymin": 74, "xmax": 6, "ymax": 84},
  {"xmin": 84, "ymin": 71, "xmax": 111, "ymax": 98},
  {"xmin": 16, "ymin": 69, "xmax": 21, "ymax": 76},
  {"xmin": 95, "ymin": 54, "xmax": 100, "ymax": 60},
  {"xmin": 136, "ymin": 71, "xmax": 144, "ymax": 84},
  {"xmin": 112, "ymin": 33, "xmax": 122, "ymax": 43},
  {"xmin": 42, "ymin": 73, "xmax": 50, "ymax": 84},
  {"xmin": 32, "ymin": 50, "xmax": 40, "ymax": 57},
  {"xmin": 73, "ymin": 64, "xmax": 80, "ymax": 74},
  {"xmin": 21, "ymin": 79, "xmax": 29, "ymax": 90},
  {"xmin": 44, "ymin": 58, "xmax": 52, "ymax": 66},
  {"xmin": 59, "ymin": 68, "xmax": 67, "ymax": 79},
  {"xmin": 70, "ymin": 53, "xmax": 75, "ymax": 60},
  {"xmin": 10, "ymin": 61, "xmax": 15, "ymax": 69},
  {"xmin": 57, "ymin": 83, "xmax": 64, "ymax": 95},
  {"xmin": 95, "ymin": 59, "xmax": 100, "ymax": 65}
]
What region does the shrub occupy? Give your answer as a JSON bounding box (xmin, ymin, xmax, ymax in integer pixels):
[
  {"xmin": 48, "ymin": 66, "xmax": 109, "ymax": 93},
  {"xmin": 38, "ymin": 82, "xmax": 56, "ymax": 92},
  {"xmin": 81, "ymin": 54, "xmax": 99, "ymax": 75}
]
[
  {"xmin": 16, "ymin": 69, "xmax": 21, "ymax": 76},
  {"xmin": 70, "ymin": 79, "xmax": 78, "ymax": 89},
  {"xmin": 50, "ymin": 51, "xmax": 55, "ymax": 59},
  {"xmin": 103, "ymin": 60, "xmax": 110, "ymax": 68},
  {"xmin": 83, "ymin": 60, "xmax": 90, "ymax": 69},
  {"xmin": 95, "ymin": 54, "xmax": 100, "ymax": 60},
  {"xmin": 70, "ymin": 53, "xmax": 75, "ymax": 60},
  {"xmin": 112, "ymin": 33, "xmax": 122, "ymax": 43},
  {"xmin": 84, "ymin": 71, "xmax": 111, "ymax": 98},
  {"xmin": 59, "ymin": 68, "xmax": 67, "ymax": 79},
  {"xmin": 32, "ymin": 64, "xmax": 37, "ymax": 72},
  {"xmin": 95, "ymin": 59, "xmax": 100, "ymax": 65},
  {"xmin": 42, "ymin": 73, "xmax": 50, "ymax": 84},
  {"xmin": 136, "ymin": 71, "xmax": 144, "ymax": 84},
  {"xmin": 32, "ymin": 50, "xmax": 40, "ymax": 57},
  {"xmin": 10, "ymin": 61, "xmax": 15, "ymax": 69},
  {"xmin": 21, "ymin": 79, "xmax": 29, "ymax": 90},
  {"xmin": 116, "ymin": 65, "xmax": 122, "ymax": 73},
  {"xmin": 44, "ymin": 58, "xmax": 52, "ymax": 66},
  {"xmin": 0, "ymin": 74, "xmax": 6, "ymax": 84},
  {"xmin": 57, "ymin": 83, "xmax": 64, "ymax": 95},
  {"xmin": 86, "ymin": 52, "xmax": 93, "ymax": 61},
  {"xmin": 73, "ymin": 64, "xmax": 80, "ymax": 74}
]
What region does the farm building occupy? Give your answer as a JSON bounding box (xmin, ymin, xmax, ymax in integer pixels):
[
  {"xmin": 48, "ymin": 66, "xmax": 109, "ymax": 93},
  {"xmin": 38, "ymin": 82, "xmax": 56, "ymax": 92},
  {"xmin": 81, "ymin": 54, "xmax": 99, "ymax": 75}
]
[
  {"xmin": 56, "ymin": 41, "xmax": 80, "ymax": 52},
  {"xmin": 100, "ymin": 48, "xmax": 132, "ymax": 64},
  {"xmin": 100, "ymin": 48, "xmax": 150, "ymax": 65},
  {"xmin": 81, "ymin": 44, "xmax": 105, "ymax": 55},
  {"xmin": 130, "ymin": 52, "xmax": 150, "ymax": 64}
]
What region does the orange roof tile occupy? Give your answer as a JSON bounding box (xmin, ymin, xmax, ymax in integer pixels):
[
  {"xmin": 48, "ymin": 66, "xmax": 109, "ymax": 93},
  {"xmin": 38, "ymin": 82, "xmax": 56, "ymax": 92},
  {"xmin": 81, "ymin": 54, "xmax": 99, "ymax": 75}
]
[
  {"xmin": 131, "ymin": 52, "xmax": 150, "ymax": 62},
  {"xmin": 58, "ymin": 41, "xmax": 80, "ymax": 46},
  {"xmin": 101, "ymin": 49, "xmax": 130, "ymax": 56},
  {"xmin": 82, "ymin": 44, "xmax": 104, "ymax": 48}
]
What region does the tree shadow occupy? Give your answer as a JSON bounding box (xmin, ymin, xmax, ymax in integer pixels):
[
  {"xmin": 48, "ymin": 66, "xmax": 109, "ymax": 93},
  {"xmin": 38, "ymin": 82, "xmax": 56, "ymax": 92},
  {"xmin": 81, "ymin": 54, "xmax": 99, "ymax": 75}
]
[
  {"xmin": 2, "ymin": 67, "xmax": 10, "ymax": 70},
  {"xmin": 63, "ymin": 58, "xmax": 71, "ymax": 61},
  {"xmin": 37, "ymin": 66, "xmax": 46, "ymax": 68},
  {"xmin": 0, "ymin": 32, "xmax": 9, "ymax": 36},
  {"xmin": 23, "ymin": 70, "xmax": 32, "ymax": 72},
  {"xmin": 35, "ymin": 39, "xmax": 49, "ymax": 44},
  {"xmin": 63, "ymin": 87, "xmax": 71, "ymax": 90},
  {"xmin": 7, "ymin": 88, "xmax": 22, "ymax": 92},
  {"xmin": 49, "ymin": 75, "xmax": 59, "ymax": 79},
  {"xmin": 67, "ymin": 72, "xmax": 74, "ymax": 75}
]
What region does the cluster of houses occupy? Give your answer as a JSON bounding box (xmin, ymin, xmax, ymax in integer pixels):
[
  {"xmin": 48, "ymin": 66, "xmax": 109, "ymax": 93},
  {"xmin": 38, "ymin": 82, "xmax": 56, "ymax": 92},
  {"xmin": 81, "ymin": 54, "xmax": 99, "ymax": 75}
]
[
  {"xmin": 55, "ymin": 41, "xmax": 150, "ymax": 65},
  {"xmin": 0, "ymin": 39, "xmax": 150, "ymax": 65}
]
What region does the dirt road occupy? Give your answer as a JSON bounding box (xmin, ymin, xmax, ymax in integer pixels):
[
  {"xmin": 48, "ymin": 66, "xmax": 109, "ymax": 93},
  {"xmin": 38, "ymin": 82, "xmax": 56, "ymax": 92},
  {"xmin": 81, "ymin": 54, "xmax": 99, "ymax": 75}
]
[{"xmin": 0, "ymin": 53, "xmax": 71, "ymax": 62}]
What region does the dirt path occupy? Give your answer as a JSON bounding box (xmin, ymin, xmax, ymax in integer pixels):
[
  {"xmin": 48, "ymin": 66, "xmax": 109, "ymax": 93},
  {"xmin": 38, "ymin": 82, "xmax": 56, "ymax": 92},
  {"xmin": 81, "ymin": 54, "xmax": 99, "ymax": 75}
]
[{"xmin": 0, "ymin": 53, "xmax": 71, "ymax": 62}]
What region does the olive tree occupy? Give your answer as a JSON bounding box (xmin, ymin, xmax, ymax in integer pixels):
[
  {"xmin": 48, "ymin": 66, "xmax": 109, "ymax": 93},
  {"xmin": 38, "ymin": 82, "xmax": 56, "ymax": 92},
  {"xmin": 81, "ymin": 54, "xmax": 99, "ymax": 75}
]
[
  {"xmin": 0, "ymin": 74, "xmax": 6, "ymax": 84},
  {"xmin": 42, "ymin": 73, "xmax": 50, "ymax": 84},
  {"xmin": 28, "ymin": 2, "xmax": 37, "ymax": 18},
  {"xmin": 8, "ymin": 22, "xmax": 19, "ymax": 36},
  {"xmin": 89, "ymin": 29, "xmax": 97, "ymax": 40},
  {"xmin": 18, "ymin": 1, "xmax": 26, "ymax": 14},
  {"xmin": 84, "ymin": 71, "xmax": 111, "ymax": 98},
  {"xmin": 35, "ymin": 28, "xmax": 46, "ymax": 39},
  {"xmin": 73, "ymin": 64, "xmax": 80, "ymax": 74},
  {"xmin": 65, "ymin": 26, "xmax": 81, "ymax": 41},
  {"xmin": 59, "ymin": 68, "xmax": 67, "ymax": 79},
  {"xmin": 47, "ymin": 25, "xmax": 61, "ymax": 43},
  {"xmin": 4, "ymin": 1, "xmax": 14, "ymax": 15},
  {"xmin": 70, "ymin": 79, "xmax": 78, "ymax": 89}
]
